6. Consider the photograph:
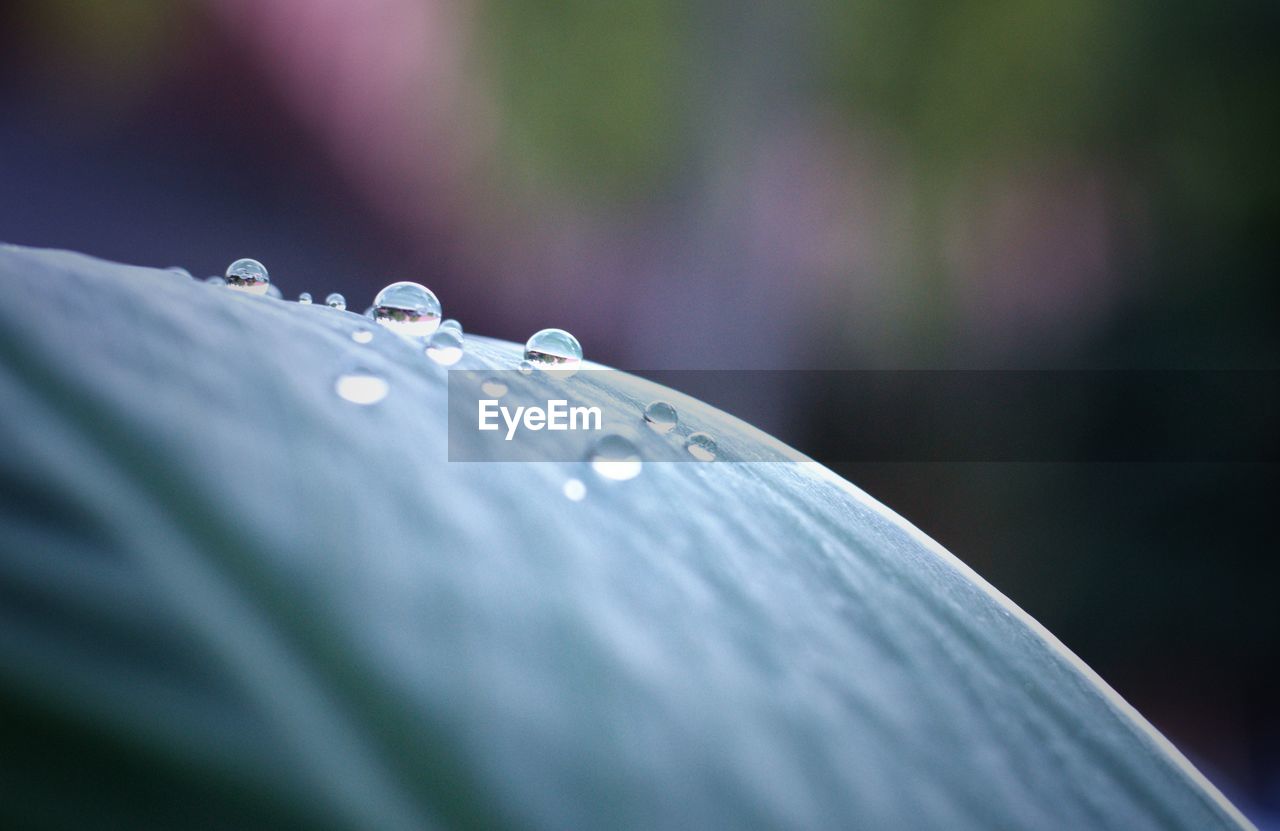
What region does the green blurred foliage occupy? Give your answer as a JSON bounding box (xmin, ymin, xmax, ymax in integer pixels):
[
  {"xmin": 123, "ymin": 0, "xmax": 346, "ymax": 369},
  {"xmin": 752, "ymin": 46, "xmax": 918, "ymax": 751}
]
[{"xmin": 476, "ymin": 0, "xmax": 690, "ymax": 199}]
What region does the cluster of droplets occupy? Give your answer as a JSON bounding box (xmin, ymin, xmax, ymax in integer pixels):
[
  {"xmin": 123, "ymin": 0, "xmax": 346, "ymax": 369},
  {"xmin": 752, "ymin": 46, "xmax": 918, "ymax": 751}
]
[{"xmin": 203, "ymin": 258, "xmax": 718, "ymax": 479}]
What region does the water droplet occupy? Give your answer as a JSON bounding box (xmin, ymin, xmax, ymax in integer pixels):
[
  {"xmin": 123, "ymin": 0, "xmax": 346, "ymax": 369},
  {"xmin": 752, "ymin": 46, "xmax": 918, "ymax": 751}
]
[
  {"xmin": 563, "ymin": 478, "xmax": 587, "ymax": 501},
  {"xmin": 643, "ymin": 401, "xmax": 678, "ymax": 434},
  {"xmin": 326, "ymin": 293, "xmax": 346, "ymax": 310},
  {"xmin": 266, "ymin": 284, "xmax": 283, "ymax": 300},
  {"xmin": 298, "ymin": 292, "xmax": 313, "ymax": 304},
  {"xmin": 524, "ymin": 328, "xmax": 583, "ymax": 377},
  {"xmin": 480, "ymin": 377, "xmax": 508, "ymax": 398},
  {"xmin": 373, "ymin": 281, "xmax": 441, "ymax": 338},
  {"xmin": 439, "ymin": 318, "xmax": 463, "ymax": 335},
  {"xmin": 335, "ymin": 370, "xmax": 389, "ymax": 405},
  {"xmin": 685, "ymin": 432, "xmax": 718, "ymax": 462},
  {"xmin": 589, "ymin": 435, "xmax": 642, "ymax": 481},
  {"xmin": 205, "ymin": 275, "xmax": 226, "ymax": 286},
  {"xmin": 351, "ymin": 328, "xmax": 374, "ymax": 344},
  {"xmin": 518, "ymin": 360, "xmax": 534, "ymax": 376},
  {"xmin": 425, "ymin": 330, "xmax": 464, "ymax": 365},
  {"xmin": 363, "ymin": 306, "xmax": 375, "ymax": 319},
  {"xmin": 224, "ymin": 258, "xmax": 269, "ymax": 294},
  {"xmin": 166, "ymin": 267, "xmax": 194, "ymax": 280}
]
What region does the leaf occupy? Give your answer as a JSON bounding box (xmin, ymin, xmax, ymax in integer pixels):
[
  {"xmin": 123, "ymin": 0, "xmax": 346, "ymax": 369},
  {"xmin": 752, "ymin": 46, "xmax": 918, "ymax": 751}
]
[{"xmin": 0, "ymin": 246, "xmax": 1251, "ymax": 829}]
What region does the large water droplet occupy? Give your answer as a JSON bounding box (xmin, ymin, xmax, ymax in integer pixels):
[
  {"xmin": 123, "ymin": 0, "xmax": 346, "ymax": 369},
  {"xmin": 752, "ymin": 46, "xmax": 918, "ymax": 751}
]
[
  {"xmin": 266, "ymin": 284, "xmax": 283, "ymax": 300},
  {"xmin": 589, "ymin": 435, "xmax": 642, "ymax": 481},
  {"xmin": 685, "ymin": 432, "xmax": 718, "ymax": 462},
  {"xmin": 481, "ymin": 377, "xmax": 508, "ymax": 398},
  {"xmin": 643, "ymin": 401, "xmax": 678, "ymax": 434},
  {"xmin": 563, "ymin": 478, "xmax": 587, "ymax": 501},
  {"xmin": 335, "ymin": 370, "xmax": 389, "ymax": 405},
  {"xmin": 373, "ymin": 281, "xmax": 442, "ymax": 338},
  {"xmin": 326, "ymin": 293, "xmax": 346, "ymax": 310},
  {"xmin": 225, "ymin": 258, "xmax": 269, "ymax": 294},
  {"xmin": 524, "ymin": 328, "xmax": 582, "ymax": 377},
  {"xmin": 425, "ymin": 330, "xmax": 464, "ymax": 365},
  {"xmin": 439, "ymin": 319, "xmax": 463, "ymax": 335},
  {"xmin": 298, "ymin": 292, "xmax": 313, "ymax": 304},
  {"xmin": 351, "ymin": 327, "xmax": 374, "ymax": 344}
]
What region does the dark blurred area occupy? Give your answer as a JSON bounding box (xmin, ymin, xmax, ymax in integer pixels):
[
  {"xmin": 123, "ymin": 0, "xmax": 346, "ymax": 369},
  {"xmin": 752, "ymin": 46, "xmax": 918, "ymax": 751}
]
[{"xmin": 1, "ymin": 0, "xmax": 1276, "ymax": 823}]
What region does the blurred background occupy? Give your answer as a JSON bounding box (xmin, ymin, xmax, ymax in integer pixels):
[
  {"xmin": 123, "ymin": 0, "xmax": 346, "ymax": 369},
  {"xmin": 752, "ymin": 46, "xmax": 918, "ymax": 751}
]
[{"xmin": 1, "ymin": 0, "xmax": 1276, "ymax": 823}]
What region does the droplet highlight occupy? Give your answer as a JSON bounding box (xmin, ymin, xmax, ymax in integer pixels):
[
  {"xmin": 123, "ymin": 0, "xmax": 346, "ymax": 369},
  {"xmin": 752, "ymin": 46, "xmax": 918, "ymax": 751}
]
[
  {"xmin": 373, "ymin": 281, "xmax": 442, "ymax": 338},
  {"xmin": 563, "ymin": 478, "xmax": 587, "ymax": 501},
  {"xmin": 480, "ymin": 377, "xmax": 508, "ymax": 398},
  {"xmin": 351, "ymin": 327, "xmax": 374, "ymax": 344},
  {"xmin": 335, "ymin": 370, "xmax": 389, "ymax": 405},
  {"xmin": 224, "ymin": 258, "xmax": 270, "ymax": 295},
  {"xmin": 643, "ymin": 401, "xmax": 678, "ymax": 434},
  {"xmin": 589, "ymin": 435, "xmax": 642, "ymax": 481}
]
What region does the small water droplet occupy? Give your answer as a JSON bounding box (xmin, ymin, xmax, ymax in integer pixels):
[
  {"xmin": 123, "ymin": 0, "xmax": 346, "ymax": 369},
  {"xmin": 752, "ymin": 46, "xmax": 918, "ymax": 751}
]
[
  {"xmin": 439, "ymin": 318, "xmax": 463, "ymax": 335},
  {"xmin": 335, "ymin": 370, "xmax": 389, "ymax": 405},
  {"xmin": 480, "ymin": 377, "xmax": 508, "ymax": 398},
  {"xmin": 351, "ymin": 328, "xmax": 374, "ymax": 344},
  {"xmin": 373, "ymin": 281, "xmax": 442, "ymax": 338},
  {"xmin": 224, "ymin": 258, "xmax": 270, "ymax": 294},
  {"xmin": 363, "ymin": 306, "xmax": 375, "ymax": 319},
  {"xmin": 524, "ymin": 328, "xmax": 583, "ymax": 377},
  {"xmin": 563, "ymin": 478, "xmax": 587, "ymax": 501},
  {"xmin": 205, "ymin": 275, "xmax": 226, "ymax": 286},
  {"xmin": 589, "ymin": 435, "xmax": 642, "ymax": 481},
  {"xmin": 266, "ymin": 284, "xmax": 283, "ymax": 300},
  {"xmin": 326, "ymin": 293, "xmax": 346, "ymax": 310},
  {"xmin": 166, "ymin": 267, "xmax": 194, "ymax": 280},
  {"xmin": 685, "ymin": 432, "xmax": 718, "ymax": 461},
  {"xmin": 642, "ymin": 401, "xmax": 678, "ymax": 434},
  {"xmin": 518, "ymin": 360, "xmax": 534, "ymax": 375},
  {"xmin": 298, "ymin": 292, "xmax": 313, "ymax": 304},
  {"xmin": 425, "ymin": 330, "xmax": 464, "ymax": 365}
]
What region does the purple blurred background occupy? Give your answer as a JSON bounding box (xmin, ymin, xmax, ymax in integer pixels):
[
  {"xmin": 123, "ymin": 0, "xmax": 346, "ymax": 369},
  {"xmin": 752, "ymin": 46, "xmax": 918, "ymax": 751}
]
[{"xmin": 1, "ymin": 0, "xmax": 1276, "ymax": 823}]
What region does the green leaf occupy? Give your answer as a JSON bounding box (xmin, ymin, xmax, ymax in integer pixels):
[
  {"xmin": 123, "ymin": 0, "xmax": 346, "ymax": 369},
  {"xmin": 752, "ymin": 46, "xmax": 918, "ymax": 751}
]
[{"xmin": 0, "ymin": 246, "xmax": 1250, "ymax": 829}]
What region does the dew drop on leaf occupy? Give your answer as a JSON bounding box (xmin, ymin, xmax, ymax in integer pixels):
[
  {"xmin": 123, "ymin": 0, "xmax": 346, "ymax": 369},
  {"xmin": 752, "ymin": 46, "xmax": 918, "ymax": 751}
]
[
  {"xmin": 224, "ymin": 258, "xmax": 269, "ymax": 295},
  {"xmin": 425, "ymin": 330, "xmax": 464, "ymax": 366},
  {"xmin": 373, "ymin": 281, "xmax": 441, "ymax": 338},
  {"xmin": 326, "ymin": 293, "xmax": 346, "ymax": 310},
  {"xmin": 524, "ymin": 328, "xmax": 582, "ymax": 377},
  {"xmin": 643, "ymin": 401, "xmax": 678, "ymax": 434},
  {"xmin": 685, "ymin": 432, "xmax": 718, "ymax": 462}
]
